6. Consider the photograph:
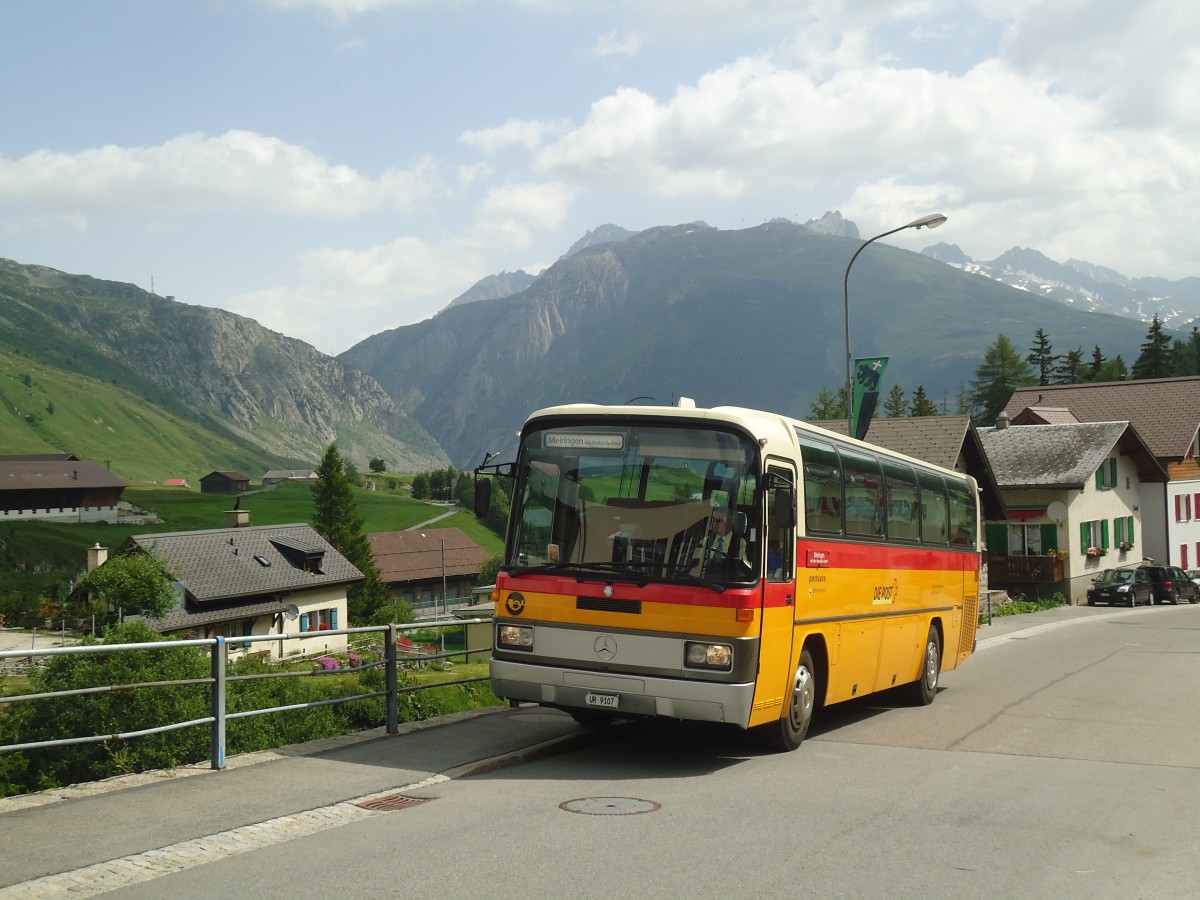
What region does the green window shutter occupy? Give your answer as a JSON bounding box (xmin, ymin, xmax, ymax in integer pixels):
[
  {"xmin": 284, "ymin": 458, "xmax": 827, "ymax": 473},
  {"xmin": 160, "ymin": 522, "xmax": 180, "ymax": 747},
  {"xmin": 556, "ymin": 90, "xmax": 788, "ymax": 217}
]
[
  {"xmin": 1128, "ymin": 516, "xmax": 1135, "ymax": 543},
  {"xmin": 986, "ymin": 524, "xmax": 1008, "ymax": 554},
  {"xmin": 1040, "ymin": 523, "xmax": 1057, "ymax": 550},
  {"xmin": 1109, "ymin": 458, "xmax": 1118, "ymax": 487},
  {"xmin": 1101, "ymin": 519, "xmax": 1110, "ymax": 549},
  {"xmin": 1096, "ymin": 468, "xmax": 1103, "ymax": 489},
  {"xmin": 1080, "ymin": 522, "xmax": 1089, "ymax": 552}
]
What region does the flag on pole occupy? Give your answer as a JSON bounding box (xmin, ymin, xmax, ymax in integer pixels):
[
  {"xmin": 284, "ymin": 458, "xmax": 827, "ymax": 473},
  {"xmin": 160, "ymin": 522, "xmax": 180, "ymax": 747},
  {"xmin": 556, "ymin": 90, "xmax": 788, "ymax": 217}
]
[{"xmin": 852, "ymin": 356, "xmax": 888, "ymax": 441}]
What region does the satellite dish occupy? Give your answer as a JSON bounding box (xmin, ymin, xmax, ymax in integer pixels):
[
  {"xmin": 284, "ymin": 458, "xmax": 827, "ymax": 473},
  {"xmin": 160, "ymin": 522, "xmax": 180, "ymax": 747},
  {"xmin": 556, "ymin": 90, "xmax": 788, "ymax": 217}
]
[
  {"xmin": 1046, "ymin": 501, "xmax": 1067, "ymax": 523},
  {"xmin": 284, "ymin": 604, "xmax": 299, "ymax": 621}
]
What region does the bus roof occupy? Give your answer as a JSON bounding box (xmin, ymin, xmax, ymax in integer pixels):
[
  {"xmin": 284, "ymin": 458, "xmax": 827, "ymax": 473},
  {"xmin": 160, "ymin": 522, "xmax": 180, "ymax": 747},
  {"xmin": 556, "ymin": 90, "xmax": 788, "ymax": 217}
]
[{"xmin": 522, "ymin": 402, "xmax": 977, "ymax": 487}]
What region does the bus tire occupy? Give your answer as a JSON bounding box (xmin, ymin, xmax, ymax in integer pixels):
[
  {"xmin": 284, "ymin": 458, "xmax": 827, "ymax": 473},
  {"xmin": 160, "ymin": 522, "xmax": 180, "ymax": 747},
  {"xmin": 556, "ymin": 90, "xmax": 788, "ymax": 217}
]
[
  {"xmin": 908, "ymin": 626, "xmax": 941, "ymax": 706},
  {"xmin": 760, "ymin": 649, "xmax": 817, "ymax": 752}
]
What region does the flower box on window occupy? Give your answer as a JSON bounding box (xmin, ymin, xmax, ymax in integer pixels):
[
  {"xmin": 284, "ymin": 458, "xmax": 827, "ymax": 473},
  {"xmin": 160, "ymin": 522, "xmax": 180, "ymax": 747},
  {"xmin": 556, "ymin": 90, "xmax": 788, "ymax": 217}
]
[
  {"xmin": 1086, "ymin": 547, "xmax": 1106, "ymax": 558},
  {"xmin": 1119, "ymin": 541, "xmax": 1133, "ymax": 551}
]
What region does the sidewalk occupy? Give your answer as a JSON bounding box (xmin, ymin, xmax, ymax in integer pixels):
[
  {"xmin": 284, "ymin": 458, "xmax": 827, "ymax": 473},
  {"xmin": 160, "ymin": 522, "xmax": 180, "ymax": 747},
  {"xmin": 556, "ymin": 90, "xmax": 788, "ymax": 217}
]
[
  {"xmin": 0, "ymin": 705, "xmax": 592, "ymax": 891},
  {"xmin": 0, "ymin": 603, "xmax": 1127, "ymax": 893}
]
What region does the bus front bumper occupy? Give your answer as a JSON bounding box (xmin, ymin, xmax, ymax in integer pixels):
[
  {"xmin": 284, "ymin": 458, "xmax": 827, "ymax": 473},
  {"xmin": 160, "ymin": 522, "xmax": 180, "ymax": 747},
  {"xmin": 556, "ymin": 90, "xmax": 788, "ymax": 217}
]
[{"xmin": 490, "ymin": 658, "xmax": 756, "ymax": 728}]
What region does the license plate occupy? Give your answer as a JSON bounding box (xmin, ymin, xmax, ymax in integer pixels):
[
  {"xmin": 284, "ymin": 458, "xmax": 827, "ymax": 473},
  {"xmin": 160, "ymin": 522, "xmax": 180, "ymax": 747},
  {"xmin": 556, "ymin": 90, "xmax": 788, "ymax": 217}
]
[{"xmin": 585, "ymin": 692, "xmax": 619, "ymax": 709}]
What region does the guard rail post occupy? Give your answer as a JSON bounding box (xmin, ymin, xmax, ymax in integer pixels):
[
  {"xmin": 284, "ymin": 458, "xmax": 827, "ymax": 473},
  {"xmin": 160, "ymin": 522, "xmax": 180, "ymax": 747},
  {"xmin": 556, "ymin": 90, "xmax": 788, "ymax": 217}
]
[
  {"xmin": 386, "ymin": 624, "xmax": 399, "ymax": 734},
  {"xmin": 211, "ymin": 636, "xmax": 227, "ymax": 770}
]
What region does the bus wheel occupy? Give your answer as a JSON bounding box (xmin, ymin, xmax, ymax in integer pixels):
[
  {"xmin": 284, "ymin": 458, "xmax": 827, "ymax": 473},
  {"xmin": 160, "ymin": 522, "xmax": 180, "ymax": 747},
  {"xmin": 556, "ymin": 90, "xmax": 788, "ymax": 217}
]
[
  {"xmin": 907, "ymin": 626, "xmax": 941, "ymax": 706},
  {"xmin": 760, "ymin": 649, "xmax": 817, "ymax": 752}
]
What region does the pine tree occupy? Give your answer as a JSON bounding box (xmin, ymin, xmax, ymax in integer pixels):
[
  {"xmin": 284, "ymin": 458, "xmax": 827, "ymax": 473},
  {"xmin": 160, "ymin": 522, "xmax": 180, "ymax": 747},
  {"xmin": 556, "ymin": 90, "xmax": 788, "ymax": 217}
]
[
  {"xmin": 311, "ymin": 443, "xmax": 389, "ymax": 622},
  {"xmin": 967, "ymin": 334, "xmax": 1036, "ymax": 425},
  {"xmin": 882, "ymin": 384, "xmax": 908, "ymax": 418},
  {"xmin": 1026, "ymin": 329, "xmax": 1057, "ymax": 386},
  {"xmin": 809, "ymin": 385, "xmax": 847, "ymax": 421},
  {"xmin": 1087, "ymin": 345, "xmax": 1106, "ymax": 381},
  {"xmin": 1171, "ymin": 326, "xmax": 1200, "ymax": 376},
  {"xmin": 1131, "ymin": 315, "xmax": 1175, "ymax": 380},
  {"xmin": 910, "ymin": 386, "xmax": 939, "ymax": 417},
  {"xmin": 1053, "ymin": 347, "xmax": 1084, "ymax": 384}
]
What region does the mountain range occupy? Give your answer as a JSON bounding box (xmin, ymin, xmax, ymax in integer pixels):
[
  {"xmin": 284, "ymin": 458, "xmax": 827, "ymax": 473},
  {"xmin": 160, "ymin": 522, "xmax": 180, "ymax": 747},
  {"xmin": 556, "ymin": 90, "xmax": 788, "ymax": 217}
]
[{"xmin": 2, "ymin": 212, "xmax": 1193, "ymax": 479}]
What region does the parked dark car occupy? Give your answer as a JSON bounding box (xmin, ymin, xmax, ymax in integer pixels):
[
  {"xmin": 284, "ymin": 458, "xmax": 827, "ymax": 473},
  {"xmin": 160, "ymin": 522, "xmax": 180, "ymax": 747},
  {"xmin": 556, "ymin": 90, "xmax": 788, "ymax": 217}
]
[
  {"xmin": 1087, "ymin": 567, "xmax": 1152, "ymax": 606},
  {"xmin": 1139, "ymin": 565, "xmax": 1200, "ymax": 605}
]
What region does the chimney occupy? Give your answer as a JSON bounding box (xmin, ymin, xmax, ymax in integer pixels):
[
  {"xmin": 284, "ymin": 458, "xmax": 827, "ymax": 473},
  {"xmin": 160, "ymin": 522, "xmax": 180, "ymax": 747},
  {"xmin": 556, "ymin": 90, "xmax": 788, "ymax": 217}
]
[
  {"xmin": 996, "ymin": 411, "xmax": 1010, "ymax": 429},
  {"xmin": 87, "ymin": 543, "xmax": 108, "ymax": 571},
  {"xmin": 224, "ymin": 509, "xmax": 250, "ymax": 528}
]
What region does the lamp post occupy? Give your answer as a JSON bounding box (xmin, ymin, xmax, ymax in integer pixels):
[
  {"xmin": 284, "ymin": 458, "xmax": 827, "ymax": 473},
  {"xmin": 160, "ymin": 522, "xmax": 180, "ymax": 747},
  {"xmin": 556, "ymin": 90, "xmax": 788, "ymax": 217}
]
[{"xmin": 843, "ymin": 213, "xmax": 947, "ymax": 438}]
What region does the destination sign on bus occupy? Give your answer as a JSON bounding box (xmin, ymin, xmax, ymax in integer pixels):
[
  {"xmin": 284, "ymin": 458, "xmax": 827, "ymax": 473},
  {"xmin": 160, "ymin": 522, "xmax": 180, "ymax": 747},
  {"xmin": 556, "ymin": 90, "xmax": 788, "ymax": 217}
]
[{"xmin": 544, "ymin": 432, "xmax": 625, "ymax": 450}]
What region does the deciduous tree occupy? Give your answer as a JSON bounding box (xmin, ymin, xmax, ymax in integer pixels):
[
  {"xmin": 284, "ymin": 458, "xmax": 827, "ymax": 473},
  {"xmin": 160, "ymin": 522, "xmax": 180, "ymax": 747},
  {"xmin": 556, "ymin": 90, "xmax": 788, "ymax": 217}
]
[{"xmin": 74, "ymin": 551, "xmax": 177, "ymax": 619}]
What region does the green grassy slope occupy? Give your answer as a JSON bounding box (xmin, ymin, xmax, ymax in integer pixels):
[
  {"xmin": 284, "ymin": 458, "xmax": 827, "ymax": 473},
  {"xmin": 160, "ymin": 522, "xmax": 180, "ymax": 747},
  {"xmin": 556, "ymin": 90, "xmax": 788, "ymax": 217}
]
[
  {"xmin": 0, "ymin": 346, "xmax": 296, "ymax": 482},
  {"xmin": 0, "ymin": 482, "xmax": 502, "ymax": 604}
]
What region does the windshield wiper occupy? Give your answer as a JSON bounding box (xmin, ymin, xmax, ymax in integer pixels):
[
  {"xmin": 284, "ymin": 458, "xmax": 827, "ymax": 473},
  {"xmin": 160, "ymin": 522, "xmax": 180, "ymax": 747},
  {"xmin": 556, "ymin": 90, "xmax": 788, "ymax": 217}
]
[
  {"xmin": 661, "ymin": 563, "xmax": 726, "ymax": 593},
  {"xmin": 505, "ymin": 560, "xmax": 653, "ymax": 586}
]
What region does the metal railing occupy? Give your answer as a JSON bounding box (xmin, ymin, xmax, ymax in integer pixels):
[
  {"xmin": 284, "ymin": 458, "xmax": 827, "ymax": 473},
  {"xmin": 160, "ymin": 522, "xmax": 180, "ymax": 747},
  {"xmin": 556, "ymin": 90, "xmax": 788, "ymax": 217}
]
[{"xmin": 0, "ymin": 619, "xmax": 491, "ymax": 771}]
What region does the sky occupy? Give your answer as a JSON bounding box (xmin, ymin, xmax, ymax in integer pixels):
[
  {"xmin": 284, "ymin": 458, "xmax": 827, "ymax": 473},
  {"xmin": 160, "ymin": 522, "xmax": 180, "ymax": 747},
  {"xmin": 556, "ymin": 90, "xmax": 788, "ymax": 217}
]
[{"xmin": 2, "ymin": 0, "xmax": 1197, "ymax": 357}]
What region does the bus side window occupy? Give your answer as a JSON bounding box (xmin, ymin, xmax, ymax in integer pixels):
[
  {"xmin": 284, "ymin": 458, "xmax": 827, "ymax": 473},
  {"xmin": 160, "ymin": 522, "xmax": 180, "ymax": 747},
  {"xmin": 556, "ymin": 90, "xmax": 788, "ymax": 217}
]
[
  {"xmin": 918, "ymin": 472, "xmax": 949, "ymax": 544},
  {"xmin": 798, "ymin": 436, "xmax": 842, "ymax": 535},
  {"xmin": 766, "ymin": 465, "xmax": 795, "ymax": 582},
  {"xmin": 840, "ymin": 448, "xmax": 884, "ymax": 538},
  {"xmin": 882, "ymin": 461, "xmax": 919, "ymax": 541},
  {"xmin": 947, "ymin": 480, "xmax": 978, "ymax": 548}
]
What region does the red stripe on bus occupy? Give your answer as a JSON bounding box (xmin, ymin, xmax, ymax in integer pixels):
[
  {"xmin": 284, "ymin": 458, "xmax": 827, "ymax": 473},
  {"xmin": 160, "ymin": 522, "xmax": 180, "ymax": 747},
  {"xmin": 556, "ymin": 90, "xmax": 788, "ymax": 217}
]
[{"xmin": 800, "ymin": 539, "xmax": 977, "ymax": 571}]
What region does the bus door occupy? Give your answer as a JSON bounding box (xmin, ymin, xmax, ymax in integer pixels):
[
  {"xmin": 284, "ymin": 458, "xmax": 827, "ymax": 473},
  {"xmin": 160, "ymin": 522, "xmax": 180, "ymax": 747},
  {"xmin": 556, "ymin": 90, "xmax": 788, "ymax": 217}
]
[{"xmin": 752, "ymin": 462, "xmax": 798, "ymax": 725}]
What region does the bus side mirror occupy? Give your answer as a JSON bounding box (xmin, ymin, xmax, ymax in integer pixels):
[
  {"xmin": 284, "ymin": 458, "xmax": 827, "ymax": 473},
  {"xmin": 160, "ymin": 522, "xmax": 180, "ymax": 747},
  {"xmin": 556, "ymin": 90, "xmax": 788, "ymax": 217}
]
[{"xmin": 474, "ymin": 478, "xmax": 492, "ymax": 519}]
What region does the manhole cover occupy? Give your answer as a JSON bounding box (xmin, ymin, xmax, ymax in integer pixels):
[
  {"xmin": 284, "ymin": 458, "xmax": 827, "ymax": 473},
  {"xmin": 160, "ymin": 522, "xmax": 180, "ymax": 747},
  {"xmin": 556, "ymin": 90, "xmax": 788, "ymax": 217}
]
[
  {"xmin": 355, "ymin": 794, "xmax": 431, "ymax": 811},
  {"xmin": 559, "ymin": 797, "xmax": 661, "ymax": 816}
]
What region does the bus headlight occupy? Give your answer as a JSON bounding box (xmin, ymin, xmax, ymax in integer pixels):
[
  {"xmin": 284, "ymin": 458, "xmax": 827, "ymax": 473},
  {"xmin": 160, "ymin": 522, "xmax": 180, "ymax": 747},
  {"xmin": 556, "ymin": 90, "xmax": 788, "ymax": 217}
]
[
  {"xmin": 498, "ymin": 625, "xmax": 534, "ymax": 650},
  {"xmin": 685, "ymin": 641, "xmax": 733, "ymax": 671}
]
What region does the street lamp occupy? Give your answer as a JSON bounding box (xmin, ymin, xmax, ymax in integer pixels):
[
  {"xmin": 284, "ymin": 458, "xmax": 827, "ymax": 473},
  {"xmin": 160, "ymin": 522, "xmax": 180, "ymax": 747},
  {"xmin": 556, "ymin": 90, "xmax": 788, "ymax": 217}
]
[{"xmin": 843, "ymin": 213, "xmax": 947, "ymax": 438}]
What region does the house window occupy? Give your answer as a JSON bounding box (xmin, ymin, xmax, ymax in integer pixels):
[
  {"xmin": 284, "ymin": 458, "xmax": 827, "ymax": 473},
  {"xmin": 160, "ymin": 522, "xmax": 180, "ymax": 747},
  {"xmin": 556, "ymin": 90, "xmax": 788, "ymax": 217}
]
[
  {"xmin": 1095, "ymin": 458, "xmax": 1118, "ymax": 490},
  {"xmin": 307, "ymin": 607, "xmax": 340, "ymax": 631},
  {"xmin": 1080, "ymin": 519, "xmax": 1109, "ymax": 553},
  {"xmin": 1113, "ymin": 516, "xmax": 1134, "ymax": 549},
  {"xmin": 1007, "ymin": 524, "xmax": 1043, "ymax": 556}
]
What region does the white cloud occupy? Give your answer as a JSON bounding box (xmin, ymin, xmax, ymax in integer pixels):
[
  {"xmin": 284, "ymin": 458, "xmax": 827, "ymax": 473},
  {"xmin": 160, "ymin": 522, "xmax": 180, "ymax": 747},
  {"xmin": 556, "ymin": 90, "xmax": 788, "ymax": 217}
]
[
  {"xmin": 227, "ymin": 180, "xmax": 574, "ymax": 353},
  {"xmin": 460, "ymin": 118, "xmax": 570, "ymax": 154},
  {"xmin": 594, "ymin": 30, "xmax": 644, "ymax": 59},
  {"xmin": 0, "ymin": 131, "xmax": 443, "ymax": 219}
]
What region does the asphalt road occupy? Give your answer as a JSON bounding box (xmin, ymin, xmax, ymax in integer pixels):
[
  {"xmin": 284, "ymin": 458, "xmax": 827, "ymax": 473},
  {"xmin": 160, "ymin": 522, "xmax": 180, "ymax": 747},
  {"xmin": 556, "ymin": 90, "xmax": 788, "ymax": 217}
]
[{"xmin": 3, "ymin": 603, "xmax": 1198, "ymax": 898}]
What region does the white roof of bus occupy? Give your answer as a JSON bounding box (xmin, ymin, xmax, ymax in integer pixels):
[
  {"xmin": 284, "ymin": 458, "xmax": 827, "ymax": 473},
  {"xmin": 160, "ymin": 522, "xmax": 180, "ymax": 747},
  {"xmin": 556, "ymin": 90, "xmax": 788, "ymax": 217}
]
[{"xmin": 523, "ymin": 402, "xmax": 974, "ymax": 485}]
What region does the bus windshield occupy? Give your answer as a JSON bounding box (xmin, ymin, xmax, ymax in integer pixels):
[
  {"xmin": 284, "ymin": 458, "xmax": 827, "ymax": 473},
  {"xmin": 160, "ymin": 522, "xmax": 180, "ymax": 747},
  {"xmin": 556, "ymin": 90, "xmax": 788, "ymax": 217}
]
[{"xmin": 508, "ymin": 422, "xmax": 760, "ymax": 585}]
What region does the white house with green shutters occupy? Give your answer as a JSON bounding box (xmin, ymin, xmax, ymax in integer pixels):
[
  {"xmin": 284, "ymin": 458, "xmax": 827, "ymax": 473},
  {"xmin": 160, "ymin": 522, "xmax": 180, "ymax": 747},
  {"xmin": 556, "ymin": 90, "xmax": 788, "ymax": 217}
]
[
  {"xmin": 979, "ymin": 419, "xmax": 1167, "ymax": 604},
  {"xmin": 103, "ymin": 517, "xmax": 362, "ymax": 660}
]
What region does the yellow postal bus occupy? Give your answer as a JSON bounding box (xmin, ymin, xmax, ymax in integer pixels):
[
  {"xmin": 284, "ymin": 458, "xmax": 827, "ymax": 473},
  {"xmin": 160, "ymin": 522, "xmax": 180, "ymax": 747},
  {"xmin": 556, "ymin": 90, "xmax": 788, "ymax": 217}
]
[{"xmin": 474, "ymin": 400, "xmax": 980, "ymax": 750}]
